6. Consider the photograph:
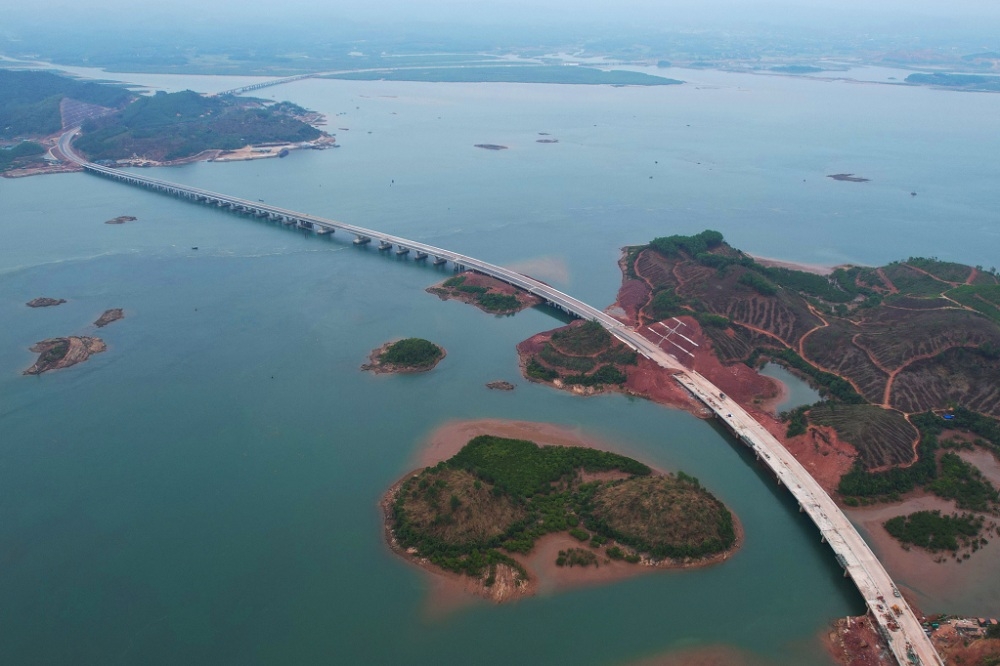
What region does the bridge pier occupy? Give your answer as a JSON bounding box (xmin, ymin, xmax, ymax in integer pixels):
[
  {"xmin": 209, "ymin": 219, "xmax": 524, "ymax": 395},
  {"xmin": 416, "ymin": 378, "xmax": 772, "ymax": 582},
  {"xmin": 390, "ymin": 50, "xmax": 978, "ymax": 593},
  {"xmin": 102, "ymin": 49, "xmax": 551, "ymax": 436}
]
[
  {"xmin": 414, "ymin": 252, "xmax": 428, "ymax": 261},
  {"xmin": 378, "ymin": 241, "xmax": 392, "ymax": 252},
  {"xmin": 395, "ymin": 246, "xmax": 410, "ymax": 256},
  {"xmin": 353, "ymin": 236, "xmax": 371, "ymax": 245},
  {"xmin": 433, "ymin": 256, "xmax": 447, "ymax": 266}
]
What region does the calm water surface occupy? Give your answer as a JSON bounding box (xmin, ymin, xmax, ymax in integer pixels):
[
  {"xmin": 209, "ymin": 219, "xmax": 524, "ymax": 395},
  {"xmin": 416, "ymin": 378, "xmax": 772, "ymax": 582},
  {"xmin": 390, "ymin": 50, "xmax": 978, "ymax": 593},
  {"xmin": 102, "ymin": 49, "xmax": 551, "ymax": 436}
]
[{"xmin": 3, "ymin": 67, "xmax": 998, "ymax": 664}]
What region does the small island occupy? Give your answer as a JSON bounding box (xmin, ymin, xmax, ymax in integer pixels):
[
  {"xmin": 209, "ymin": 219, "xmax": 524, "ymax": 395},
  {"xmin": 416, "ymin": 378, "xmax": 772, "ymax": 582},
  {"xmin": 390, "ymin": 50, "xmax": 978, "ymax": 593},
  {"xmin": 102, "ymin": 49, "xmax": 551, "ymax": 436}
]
[
  {"xmin": 94, "ymin": 308, "xmax": 124, "ymax": 328},
  {"xmin": 23, "ymin": 337, "xmax": 106, "ymax": 375},
  {"xmin": 384, "ymin": 434, "xmax": 739, "ymax": 603},
  {"xmin": 363, "ymin": 338, "xmax": 445, "ymax": 374},
  {"xmin": 427, "ymin": 272, "xmax": 541, "ymax": 315},
  {"xmin": 827, "ymin": 173, "xmax": 870, "ymax": 182},
  {"xmin": 104, "ymin": 216, "xmax": 137, "ymax": 225},
  {"xmin": 486, "ymin": 381, "xmax": 515, "ymax": 391},
  {"xmin": 26, "ymin": 297, "xmax": 66, "ymax": 308}
]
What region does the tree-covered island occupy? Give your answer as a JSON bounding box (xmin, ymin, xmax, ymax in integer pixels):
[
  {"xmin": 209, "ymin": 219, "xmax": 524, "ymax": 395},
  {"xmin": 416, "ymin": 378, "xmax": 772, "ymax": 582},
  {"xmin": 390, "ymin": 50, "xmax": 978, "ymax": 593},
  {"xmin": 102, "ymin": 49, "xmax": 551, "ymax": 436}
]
[
  {"xmin": 384, "ymin": 435, "xmax": 739, "ymax": 603},
  {"xmin": 363, "ymin": 338, "xmax": 445, "ymax": 374}
]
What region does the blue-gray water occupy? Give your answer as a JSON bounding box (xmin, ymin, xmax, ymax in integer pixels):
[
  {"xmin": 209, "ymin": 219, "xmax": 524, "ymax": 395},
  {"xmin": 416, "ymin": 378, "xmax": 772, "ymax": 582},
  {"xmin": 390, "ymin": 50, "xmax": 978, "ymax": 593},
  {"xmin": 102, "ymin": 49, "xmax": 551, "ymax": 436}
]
[{"xmin": 2, "ymin": 66, "xmax": 998, "ymax": 664}]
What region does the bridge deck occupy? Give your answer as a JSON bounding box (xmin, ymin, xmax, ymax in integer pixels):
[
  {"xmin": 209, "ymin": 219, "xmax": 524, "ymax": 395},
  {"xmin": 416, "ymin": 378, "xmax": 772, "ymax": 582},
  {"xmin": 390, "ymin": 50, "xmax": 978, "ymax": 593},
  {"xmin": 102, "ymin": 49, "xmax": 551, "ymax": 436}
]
[{"xmin": 60, "ymin": 128, "xmax": 941, "ymax": 666}]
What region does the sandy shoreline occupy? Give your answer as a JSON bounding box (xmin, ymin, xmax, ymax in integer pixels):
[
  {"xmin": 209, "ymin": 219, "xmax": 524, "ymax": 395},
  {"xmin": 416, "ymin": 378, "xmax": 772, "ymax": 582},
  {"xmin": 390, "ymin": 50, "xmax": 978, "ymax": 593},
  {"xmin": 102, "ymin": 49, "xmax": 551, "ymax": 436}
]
[
  {"xmin": 751, "ymin": 254, "xmax": 836, "ymax": 276},
  {"xmin": 389, "ymin": 418, "xmax": 743, "ymax": 615}
]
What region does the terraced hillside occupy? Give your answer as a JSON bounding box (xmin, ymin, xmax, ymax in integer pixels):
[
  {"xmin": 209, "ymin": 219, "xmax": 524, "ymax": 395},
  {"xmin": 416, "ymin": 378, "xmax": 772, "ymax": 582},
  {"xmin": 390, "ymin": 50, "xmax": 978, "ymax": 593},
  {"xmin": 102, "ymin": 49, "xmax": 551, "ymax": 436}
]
[{"xmin": 624, "ymin": 231, "xmax": 1000, "ymax": 470}]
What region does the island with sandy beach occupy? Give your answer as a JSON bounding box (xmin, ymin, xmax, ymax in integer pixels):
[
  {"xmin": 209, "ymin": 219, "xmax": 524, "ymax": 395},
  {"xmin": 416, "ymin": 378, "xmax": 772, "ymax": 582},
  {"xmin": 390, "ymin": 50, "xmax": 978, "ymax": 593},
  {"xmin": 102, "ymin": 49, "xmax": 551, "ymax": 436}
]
[
  {"xmin": 362, "ymin": 337, "xmax": 445, "ymax": 374},
  {"xmin": 23, "ymin": 336, "xmax": 106, "ymax": 375},
  {"xmin": 384, "ymin": 429, "xmax": 739, "ymax": 604}
]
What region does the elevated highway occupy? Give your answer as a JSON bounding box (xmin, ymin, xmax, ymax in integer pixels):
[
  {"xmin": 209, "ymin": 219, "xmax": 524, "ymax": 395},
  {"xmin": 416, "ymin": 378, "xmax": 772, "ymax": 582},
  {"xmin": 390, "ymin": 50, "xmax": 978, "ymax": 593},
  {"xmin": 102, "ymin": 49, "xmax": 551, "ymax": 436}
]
[{"xmin": 59, "ymin": 128, "xmax": 942, "ymax": 665}]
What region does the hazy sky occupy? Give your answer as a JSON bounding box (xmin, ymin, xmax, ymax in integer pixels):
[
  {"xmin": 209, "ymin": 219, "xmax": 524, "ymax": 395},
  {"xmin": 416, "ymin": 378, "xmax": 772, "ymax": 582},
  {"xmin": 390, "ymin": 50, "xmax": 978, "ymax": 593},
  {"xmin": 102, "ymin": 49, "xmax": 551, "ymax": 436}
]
[{"xmin": 9, "ymin": 0, "xmax": 1000, "ymax": 25}]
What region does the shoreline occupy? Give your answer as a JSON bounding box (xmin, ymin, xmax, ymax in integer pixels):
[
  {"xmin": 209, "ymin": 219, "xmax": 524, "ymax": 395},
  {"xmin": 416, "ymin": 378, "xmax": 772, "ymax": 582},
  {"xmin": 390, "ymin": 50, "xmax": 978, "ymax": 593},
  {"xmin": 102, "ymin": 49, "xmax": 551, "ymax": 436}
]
[{"xmin": 385, "ymin": 418, "xmax": 743, "ymax": 614}]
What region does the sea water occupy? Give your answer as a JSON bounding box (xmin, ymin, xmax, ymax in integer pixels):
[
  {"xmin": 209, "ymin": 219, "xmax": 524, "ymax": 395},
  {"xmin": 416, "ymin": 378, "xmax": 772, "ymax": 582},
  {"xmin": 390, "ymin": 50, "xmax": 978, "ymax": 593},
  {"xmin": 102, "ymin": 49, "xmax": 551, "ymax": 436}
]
[{"xmin": 2, "ymin": 66, "xmax": 998, "ymax": 664}]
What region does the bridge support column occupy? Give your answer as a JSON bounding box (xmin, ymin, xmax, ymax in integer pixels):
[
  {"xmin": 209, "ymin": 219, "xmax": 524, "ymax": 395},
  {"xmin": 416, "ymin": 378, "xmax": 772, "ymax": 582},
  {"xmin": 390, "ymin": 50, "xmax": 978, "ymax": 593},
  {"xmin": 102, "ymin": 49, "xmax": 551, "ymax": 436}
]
[{"xmin": 821, "ymin": 535, "xmax": 826, "ymax": 544}]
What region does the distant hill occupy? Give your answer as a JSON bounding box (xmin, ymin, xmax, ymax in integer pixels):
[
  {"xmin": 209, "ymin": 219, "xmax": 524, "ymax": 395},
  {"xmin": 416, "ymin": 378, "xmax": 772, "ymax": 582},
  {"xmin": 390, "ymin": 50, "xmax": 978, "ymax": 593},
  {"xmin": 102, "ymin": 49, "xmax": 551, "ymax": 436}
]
[
  {"xmin": 905, "ymin": 72, "xmax": 1000, "ymax": 92},
  {"xmin": 74, "ymin": 90, "xmax": 323, "ymax": 162},
  {"xmin": 0, "ymin": 69, "xmax": 132, "ymax": 139}
]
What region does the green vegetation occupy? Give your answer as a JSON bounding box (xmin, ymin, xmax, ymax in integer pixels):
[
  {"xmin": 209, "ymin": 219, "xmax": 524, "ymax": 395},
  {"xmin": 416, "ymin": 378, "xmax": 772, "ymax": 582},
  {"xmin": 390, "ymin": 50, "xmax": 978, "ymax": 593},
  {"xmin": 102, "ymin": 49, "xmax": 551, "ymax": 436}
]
[
  {"xmin": 75, "ymin": 90, "xmax": 321, "ymax": 161},
  {"xmin": 738, "ymin": 271, "xmax": 778, "ymax": 296},
  {"xmin": 0, "ymin": 69, "xmax": 132, "ymax": 139},
  {"xmin": 328, "ymin": 65, "xmax": 682, "ymax": 86},
  {"xmin": 783, "ymin": 406, "xmax": 809, "ymax": 438},
  {"xmin": 449, "ymin": 435, "xmax": 649, "ymax": 497},
  {"xmin": 526, "ymin": 358, "xmax": 559, "ymax": 381},
  {"xmin": 928, "ymin": 452, "xmax": 1000, "ymax": 512},
  {"xmin": 648, "ymin": 230, "xmax": 725, "ymax": 258},
  {"xmin": 0, "ymin": 141, "xmax": 45, "ymax": 170},
  {"xmin": 39, "ymin": 339, "xmax": 69, "ymax": 365},
  {"xmin": 883, "ymin": 510, "xmax": 984, "ymax": 552},
  {"xmin": 391, "ymin": 436, "xmax": 736, "ymax": 584},
  {"xmin": 551, "ymin": 320, "xmax": 612, "ymax": 356},
  {"xmin": 765, "ymin": 348, "xmax": 865, "ymax": 404},
  {"xmin": 947, "ymin": 284, "xmax": 1000, "ymax": 325},
  {"xmin": 527, "ymin": 320, "xmax": 635, "ymax": 390},
  {"xmin": 433, "ymin": 273, "xmax": 530, "ymax": 314},
  {"xmin": 837, "ymin": 410, "xmax": 1000, "ymax": 508},
  {"xmin": 556, "ymin": 548, "xmax": 598, "ymax": 567},
  {"xmin": 563, "ymin": 365, "xmax": 627, "ymax": 387},
  {"xmin": 809, "ymin": 404, "xmax": 917, "ymax": 469},
  {"xmin": 379, "ymin": 338, "xmax": 443, "ymax": 369},
  {"xmin": 477, "ymin": 292, "xmax": 521, "ymax": 313},
  {"xmin": 838, "ymin": 412, "xmax": 941, "ymax": 499},
  {"xmin": 905, "ymin": 72, "xmax": 1000, "ymax": 92}
]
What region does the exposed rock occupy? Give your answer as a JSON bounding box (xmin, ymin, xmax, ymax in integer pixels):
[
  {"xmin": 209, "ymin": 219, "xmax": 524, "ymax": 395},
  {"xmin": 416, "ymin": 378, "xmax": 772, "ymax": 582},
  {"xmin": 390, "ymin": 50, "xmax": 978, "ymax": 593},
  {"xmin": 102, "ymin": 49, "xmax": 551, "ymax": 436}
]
[
  {"xmin": 104, "ymin": 215, "xmax": 137, "ymax": 224},
  {"xmin": 486, "ymin": 381, "xmax": 515, "ymax": 391},
  {"xmin": 26, "ymin": 297, "xmax": 66, "ymax": 308},
  {"xmin": 94, "ymin": 308, "xmax": 124, "ymax": 327},
  {"xmin": 23, "ymin": 337, "xmax": 106, "ymax": 375}
]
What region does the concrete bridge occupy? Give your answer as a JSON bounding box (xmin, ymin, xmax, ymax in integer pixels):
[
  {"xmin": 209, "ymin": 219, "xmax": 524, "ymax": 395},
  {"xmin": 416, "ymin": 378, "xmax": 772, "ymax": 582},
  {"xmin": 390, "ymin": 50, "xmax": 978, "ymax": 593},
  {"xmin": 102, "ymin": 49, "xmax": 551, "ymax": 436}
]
[
  {"xmin": 59, "ymin": 128, "xmax": 942, "ymax": 666},
  {"xmin": 216, "ymin": 74, "xmax": 319, "ymax": 97}
]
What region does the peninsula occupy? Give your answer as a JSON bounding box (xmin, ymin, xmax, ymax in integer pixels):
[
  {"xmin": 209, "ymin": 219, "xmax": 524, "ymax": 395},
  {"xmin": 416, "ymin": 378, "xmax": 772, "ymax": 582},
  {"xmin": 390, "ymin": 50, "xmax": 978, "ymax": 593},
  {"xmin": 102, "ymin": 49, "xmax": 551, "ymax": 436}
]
[
  {"xmin": 384, "ymin": 434, "xmax": 739, "ymax": 603},
  {"xmin": 1, "ymin": 70, "xmax": 332, "ymax": 176}
]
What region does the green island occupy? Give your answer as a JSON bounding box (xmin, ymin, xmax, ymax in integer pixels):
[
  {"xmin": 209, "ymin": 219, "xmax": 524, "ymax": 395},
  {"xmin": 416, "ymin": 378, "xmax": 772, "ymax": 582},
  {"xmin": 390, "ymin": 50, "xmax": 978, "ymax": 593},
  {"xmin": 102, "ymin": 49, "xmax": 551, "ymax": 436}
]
[
  {"xmin": 593, "ymin": 229, "xmax": 1000, "ymax": 557},
  {"xmin": 386, "ymin": 435, "xmax": 738, "ymax": 602},
  {"xmin": 428, "ymin": 273, "xmax": 540, "ymax": 315},
  {"xmin": 522, "ymin": 319, "xmax": 637, "ymax": 391},
  {"xmin": 364, "ymin": 337, "xmax": 445, "ymax": 374}
]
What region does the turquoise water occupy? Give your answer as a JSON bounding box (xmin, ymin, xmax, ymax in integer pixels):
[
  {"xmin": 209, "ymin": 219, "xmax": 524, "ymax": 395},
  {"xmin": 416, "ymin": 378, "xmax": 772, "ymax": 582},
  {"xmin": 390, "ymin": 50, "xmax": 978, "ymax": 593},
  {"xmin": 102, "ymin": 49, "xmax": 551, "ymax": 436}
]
[
  {"xmin": 758, "ymin": 363, "xmax": 822, "ymax": 413},
  {"xmin": 3, "ymin": 68, "xmax": 998, "ymax": 664}
]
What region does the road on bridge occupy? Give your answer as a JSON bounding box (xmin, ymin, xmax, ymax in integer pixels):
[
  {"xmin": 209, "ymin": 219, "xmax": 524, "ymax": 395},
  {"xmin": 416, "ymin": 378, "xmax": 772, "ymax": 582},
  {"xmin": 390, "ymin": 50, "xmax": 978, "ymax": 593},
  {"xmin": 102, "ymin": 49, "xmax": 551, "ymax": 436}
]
[{"xmin": 58, "ymin": 128, "xmax": 942, "ymax": 666}]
